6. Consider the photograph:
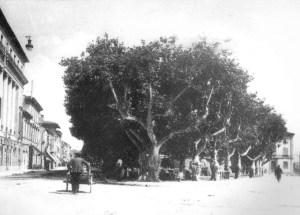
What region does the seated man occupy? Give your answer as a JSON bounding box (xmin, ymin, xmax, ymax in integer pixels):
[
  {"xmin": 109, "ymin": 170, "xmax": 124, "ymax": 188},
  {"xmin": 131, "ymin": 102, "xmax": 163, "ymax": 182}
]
[{"xmin": 67, "ymin": 152, "xmax": 90, "ymax": 193}]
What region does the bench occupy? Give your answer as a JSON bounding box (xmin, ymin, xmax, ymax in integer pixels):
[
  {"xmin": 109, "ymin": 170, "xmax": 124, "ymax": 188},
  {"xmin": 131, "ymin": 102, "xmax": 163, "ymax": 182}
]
[{"xmin": 63, "ymin": 166, "xmax": 94, "ymax": 193}]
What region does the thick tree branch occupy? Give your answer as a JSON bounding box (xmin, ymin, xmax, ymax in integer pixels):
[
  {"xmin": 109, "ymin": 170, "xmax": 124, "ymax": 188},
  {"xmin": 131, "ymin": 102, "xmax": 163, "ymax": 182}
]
[
  {"xmin": 158, "ymin": 126, "xmax": 193, "ymax": 147},
  {"xmin": 226, "ymin": 122, "xmax": 242, "ymax": 145},
  {"xmin": 194, "ymin": 138, "xmax": 207, "ymax": 155},
  {"xmin": 128, "ymin": 129, "xmax": 145, "ymax": 145},
  {"xmin": 228, "ymin": 135, "xmax": 241, "ymax": 144},
  {"xmin": 228, "ymin": 148, "xmax": 236, "ymax": 158},
  {"xmin": 146, "ymin": 84, "xmax": 157, "ymax": 144},
  {"xmin": 239, "ymin": 146, "xmax": 252, "ymax": 157},
  {"xmin": 146, "ymin": 84, "xmax": 153, "ymax": 129},
  {"xmin": 198, "ymin": 141, "xmax": 207, "ymax": 154},
  {"xmin": 201, "ymin": 87, "xmax": 214, "ymax": 121},
  {"xmin": 246, "ymin": 154, "xmax": 262, "ymax": 161},
  {"xmin": 194, "ymin": 138, "xmax": 201, "ymax": 149},
  {"xmin": 109, "ymin": 80, "xmax": 120, "ymax": 105},
  {"xmin": 169, "ymin": 86, "xmax": 190, "ymax": 107},
  {"xmin": 124, "ymin": 129, "xmax": 142, "ymax": 152},
  {"xmin": 154, "ymin": 85, "xmax": 190, "ymax": 118},
  {"xmin": 108, "ymin": 80, "xmax": 147, "ymax": 130},
  {"xmin": 211, "ymin": 127, "xmax": 225, "ymax": 137}
]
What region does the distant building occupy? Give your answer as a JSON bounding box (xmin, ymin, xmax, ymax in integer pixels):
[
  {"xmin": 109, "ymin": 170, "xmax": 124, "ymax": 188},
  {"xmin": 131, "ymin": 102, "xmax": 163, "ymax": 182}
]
[
  {"xmin": 0, "ymin": 8, "xmax": 29, "ymax": 171},
  {"xmin": 21, "ymin": 95, "xmax": 43, "ymax": 169},
  {"xmin": 269, "ymin": 132, "xmax": 295, "ymax": 174},
  {"xmin": 60, "ymin": 141, "xmax": 71, "ymax": 165},
  {"xmin": 40, "ymin": 121, "xmax": 62, "ymax": 170}
]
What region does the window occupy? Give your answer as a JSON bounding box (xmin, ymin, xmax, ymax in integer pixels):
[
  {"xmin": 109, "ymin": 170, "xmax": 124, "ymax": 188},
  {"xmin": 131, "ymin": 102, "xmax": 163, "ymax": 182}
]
[
  {"xmin": 283, "ymin": 147, "xmax": 289, "ymax": 156},
  {"xmin": 283, "ymin": 161, "xmax": 288, "ymax": 169}
]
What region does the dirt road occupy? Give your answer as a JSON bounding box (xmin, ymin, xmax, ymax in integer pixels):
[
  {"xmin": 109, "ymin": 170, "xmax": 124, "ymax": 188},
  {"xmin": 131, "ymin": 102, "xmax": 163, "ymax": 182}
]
[{"xmin": 0, "ymin": 174, "xmax": 299, "ymax": 215}]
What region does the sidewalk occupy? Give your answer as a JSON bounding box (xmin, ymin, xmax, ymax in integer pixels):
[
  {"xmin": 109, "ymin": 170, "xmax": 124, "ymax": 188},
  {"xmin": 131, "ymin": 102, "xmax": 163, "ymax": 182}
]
[
  {"xmin": 0, "ymin": 169, "xmax": 32, "ymax": 177},
  {"xmin": 0, "ymin": 167, "xmax": 66, "ymax": 178}
]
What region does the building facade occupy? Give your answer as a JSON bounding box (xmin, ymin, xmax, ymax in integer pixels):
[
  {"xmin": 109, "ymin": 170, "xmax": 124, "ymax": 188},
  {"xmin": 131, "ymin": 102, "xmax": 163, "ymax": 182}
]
[
  {"xmin": 40, "ymin": 121, "xmax": 63, "ymax": 170},
  {"xmin": 21, "ymin": 96, "xmax": 44, "ymax": 169},
  {"xmin": 270, "ymin": 132, "xmax": 295, "ymax": 174},
  {"xmin": 0, "ymin": 8, "xmax": 30, "ymax": 171}
]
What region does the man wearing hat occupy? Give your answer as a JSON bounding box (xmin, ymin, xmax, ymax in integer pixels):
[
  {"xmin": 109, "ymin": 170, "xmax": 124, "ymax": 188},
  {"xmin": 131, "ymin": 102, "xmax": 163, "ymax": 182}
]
[{"xmin": 67, "ymin": 152, "xmax": 90, "ymax": 193}]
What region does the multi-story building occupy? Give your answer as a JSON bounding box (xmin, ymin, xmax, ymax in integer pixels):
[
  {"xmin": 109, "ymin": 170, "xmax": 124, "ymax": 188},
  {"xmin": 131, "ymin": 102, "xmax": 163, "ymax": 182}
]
[
  {"xmin": 40, "ymin": 121, "xmax": 62, "ymax": 170},
  {"xmin": 21, "ymin": 95, "xmax": 44, "ymax": 169},
  {"xmin": 270, "ymin": 132, "xmax": 295, "ymax": 174},
  {"xmin": 0, "ymin": 8, "xmax": 30, "ymax": 171},
  {"xmin": 0, "ymin": 9, "xmax": 72, "ymax": 172}
]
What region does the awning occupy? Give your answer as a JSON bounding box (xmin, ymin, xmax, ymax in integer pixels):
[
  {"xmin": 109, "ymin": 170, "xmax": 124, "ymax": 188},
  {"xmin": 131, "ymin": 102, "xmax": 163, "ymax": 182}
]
[
  {"xmin": 30, "ymin": 144, "xmax": 42, "ymax": 154},
  {"xmin": 45, "ymin": 151, "xmax": 60, "ymax": 164},
  {"xmin": 52, "ymin": 153, "xmax": 61, "ymax": 164}
]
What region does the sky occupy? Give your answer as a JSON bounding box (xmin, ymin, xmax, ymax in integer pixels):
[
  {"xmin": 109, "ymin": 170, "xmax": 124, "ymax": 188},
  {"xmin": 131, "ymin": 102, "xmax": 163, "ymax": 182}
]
[{"xmin": 0, "ymin": 0, "xmax": 299, "ymax": 157}]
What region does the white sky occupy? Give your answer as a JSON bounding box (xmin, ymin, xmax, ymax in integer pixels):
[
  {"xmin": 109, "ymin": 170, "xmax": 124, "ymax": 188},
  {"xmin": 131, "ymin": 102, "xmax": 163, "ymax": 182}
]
[{"xmin": 0, "ymin": 0, "xmax": 299, "ymax": 157}]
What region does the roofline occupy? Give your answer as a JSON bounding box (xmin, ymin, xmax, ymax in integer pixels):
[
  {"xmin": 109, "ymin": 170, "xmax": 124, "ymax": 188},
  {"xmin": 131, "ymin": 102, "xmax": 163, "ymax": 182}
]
[
  {"xmin": 285, "ymin": 132, "xmax": 295, "ymax": 137},
  {"xmin": 40, "ymin": 121, "xmax": 61, "ymax": 129},
  {"xmin": 24, "ymin": 95, "xmax": 43, "ymax": 112},
  {"xmin": 0, "ymin": 8, "xmax": 29, "ymax": 63}
]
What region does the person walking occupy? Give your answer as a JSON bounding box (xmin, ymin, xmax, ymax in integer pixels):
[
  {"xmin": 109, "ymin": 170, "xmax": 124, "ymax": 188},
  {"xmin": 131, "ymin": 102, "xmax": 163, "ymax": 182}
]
[
  {"xmin": 67, "ymin": 152, "xmax": 90, "ymax": 194},
  {"xmin": 274, "ymin": 165, "xmax": 283, "ymax": 182}
]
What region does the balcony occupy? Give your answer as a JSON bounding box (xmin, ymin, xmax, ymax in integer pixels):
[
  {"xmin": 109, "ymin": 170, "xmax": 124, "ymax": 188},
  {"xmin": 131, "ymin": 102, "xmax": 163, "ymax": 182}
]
[{"xmin": 6, "ymin": 53, "xmax": 28, "ymax": 85}]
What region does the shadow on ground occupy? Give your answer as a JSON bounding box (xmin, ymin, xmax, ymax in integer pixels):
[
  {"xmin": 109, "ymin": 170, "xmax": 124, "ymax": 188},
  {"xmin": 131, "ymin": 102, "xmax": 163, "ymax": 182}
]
[
  {"xmin": 49, "ymin": 190, "xmax": 91, "ymax": 195},
  {"xmin": 1, "ymin": 170, "xmax": 68, "ymax": 180},
  {"xmin": 2, "ymin": 170, "xmax": 179, "ymax": 187}
]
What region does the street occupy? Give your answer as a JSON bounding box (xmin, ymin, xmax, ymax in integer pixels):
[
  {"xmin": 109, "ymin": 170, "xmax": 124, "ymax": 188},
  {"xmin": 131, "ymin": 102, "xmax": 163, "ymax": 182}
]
[{"xmin": 1, "ymin": 174, "xmax": 300, "ymax": 215}]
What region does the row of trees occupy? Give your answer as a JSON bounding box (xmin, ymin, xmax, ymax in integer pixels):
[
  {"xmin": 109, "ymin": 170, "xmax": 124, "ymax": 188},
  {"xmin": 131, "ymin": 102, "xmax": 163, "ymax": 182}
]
[{"xmin": 61, "ymin": 35, "xmax": 287, "ymax": 181}]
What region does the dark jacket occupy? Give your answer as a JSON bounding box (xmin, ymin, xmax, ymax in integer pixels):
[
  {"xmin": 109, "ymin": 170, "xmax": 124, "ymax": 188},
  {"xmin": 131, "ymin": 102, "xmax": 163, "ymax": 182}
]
[
  {"xmin": 275, "ymin": 166, "xmax": 282, "ymax": 176},
  {"xmin": 68, "ymin": 157, "xmax": 89, "ymax": 173}
]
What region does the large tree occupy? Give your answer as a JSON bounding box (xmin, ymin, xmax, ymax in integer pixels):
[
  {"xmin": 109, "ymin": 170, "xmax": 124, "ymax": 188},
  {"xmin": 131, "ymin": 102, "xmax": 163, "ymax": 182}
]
[{"xmin": 61, "ymin": 35, "xmax": 280, "ymax": 181}]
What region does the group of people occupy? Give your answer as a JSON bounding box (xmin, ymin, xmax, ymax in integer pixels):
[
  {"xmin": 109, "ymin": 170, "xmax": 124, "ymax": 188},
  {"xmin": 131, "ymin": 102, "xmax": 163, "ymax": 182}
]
[
  {"xmin": 66, "ymin": 153, "xmax": 284, "ymax": 194},
  {"xmin": 114, "ymin": 158, "xmax": 140, "ymax": 181}
]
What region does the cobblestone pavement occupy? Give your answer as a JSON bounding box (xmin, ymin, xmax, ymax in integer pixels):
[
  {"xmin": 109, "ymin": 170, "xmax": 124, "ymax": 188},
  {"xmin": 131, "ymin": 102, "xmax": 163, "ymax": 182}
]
[{"xmin": 0, "ymin": 174, "xmax": 299, "ymax": 215}]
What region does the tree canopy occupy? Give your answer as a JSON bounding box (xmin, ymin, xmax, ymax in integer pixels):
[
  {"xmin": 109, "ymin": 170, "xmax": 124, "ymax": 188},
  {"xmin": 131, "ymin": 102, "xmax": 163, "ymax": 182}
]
[{"xmin": 61, "ymin": 35, "xmax": 287, "ymax": 181}]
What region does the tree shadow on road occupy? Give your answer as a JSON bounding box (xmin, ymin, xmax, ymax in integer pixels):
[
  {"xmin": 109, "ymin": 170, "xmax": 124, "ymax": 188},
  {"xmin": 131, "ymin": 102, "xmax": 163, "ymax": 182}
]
[{"xmin": 49, "ymin": 190, "xmax": 91, "ymax": 195}]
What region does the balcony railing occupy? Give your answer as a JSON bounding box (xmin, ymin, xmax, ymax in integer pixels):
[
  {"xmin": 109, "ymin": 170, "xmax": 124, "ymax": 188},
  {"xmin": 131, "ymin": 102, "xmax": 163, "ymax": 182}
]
[
  {"xmin": 272, "ymin": 154, "xmax": 293, "ymax": 159},
  {"xmin": 7, "ymin": 53, "xmax": 22, "ymax": 74}
]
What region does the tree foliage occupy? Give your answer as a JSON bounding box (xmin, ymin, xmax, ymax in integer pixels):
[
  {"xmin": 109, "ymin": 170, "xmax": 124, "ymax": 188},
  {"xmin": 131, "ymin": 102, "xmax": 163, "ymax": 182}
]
[{"xmin": 61, "ymin": 35, "xmax": 287, "ymax": 181}]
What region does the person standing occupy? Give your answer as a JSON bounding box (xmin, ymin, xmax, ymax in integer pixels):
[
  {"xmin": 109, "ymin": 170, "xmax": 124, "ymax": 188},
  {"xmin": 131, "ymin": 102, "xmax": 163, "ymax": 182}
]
[
  {"xmin": 274, "ymin": 165, "xmax": 283, "ymax": 182},
  {"xmin": 210, "ymin": 160, "xmax": 217, "ymax": 181},
  {"xmin": 67, "ymin": 152, "xmax": 90, "ymax": 193}
]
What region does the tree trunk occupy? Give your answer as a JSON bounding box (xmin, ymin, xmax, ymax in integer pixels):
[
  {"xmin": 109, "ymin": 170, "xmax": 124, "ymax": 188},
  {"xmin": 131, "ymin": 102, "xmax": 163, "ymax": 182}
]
[
  {"xmin": 225, "ymin": 152, "xmax": 232, "ymax": 171},
  {"xmin": 191, "ymin": 154, "xmax": 201, "ymax": 181},
  {"xmin": 210, "ymin": 148, "xmax": 219, "ymax": 180},
  {"xmin": 235, "ymin": 154, "xmax": 241, "ymax": 178},
  {"xmin": 249, "ymin": 161, "xmax": 255, "ymax": 178},
  {"xmin": 258, "ymin": 159, "xmax": 262, "ymax": 176},
  {"xmin": 147, "ymin": 146, "xmax": 161, "ymax": 182},
  {"xmin": 179, "ymin": 156, "xmax": 185, "ymax": 172},
  {"xmin": 138, "ymin": 151, "xmax": 148, "ymax": 181}
]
